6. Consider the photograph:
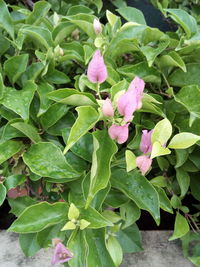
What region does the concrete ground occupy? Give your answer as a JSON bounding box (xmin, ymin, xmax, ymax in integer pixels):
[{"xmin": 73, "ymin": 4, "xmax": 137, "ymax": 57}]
[{"xmin": 0, "ymin": 231, "xmax": 195, "ymax": 267}]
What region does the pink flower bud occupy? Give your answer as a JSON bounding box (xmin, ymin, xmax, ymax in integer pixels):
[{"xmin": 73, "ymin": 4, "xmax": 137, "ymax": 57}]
[
  {"xmin": 87, "ymin": 49, "xmax": 107, "ymax": 84},
  {"xmin": 108, "ymin": 123, "xmax": 130, "ymax": 144},
  {"xmin": 93, "ymin": 18, "xmax": 102, "ymax": 35},
  {"xmin": 140, "ymin": 129, "xmax": 153, "ymax": 154},
  {"xmin": 51, "ymin": 242, "xmax": 73, "ymax": 265},
  {"xmin": 117, "ymin": 76, "xmax": 145, "ymax": 122},
  {"xmin": 136, "ymin": 155, "xmax": 152, "ymax": 176},
  {"xmin": 102, "ymin": 98, "xmax": 114, "ymax": 117}
]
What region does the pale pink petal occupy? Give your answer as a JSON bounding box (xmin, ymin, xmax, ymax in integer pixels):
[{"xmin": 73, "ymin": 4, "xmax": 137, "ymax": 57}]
[
  {"xmin": 117, "ymin": 91, "xmax": 137, "ymax": 122},
  {"xmin": 93, "ymin": 18, "xmax": 102, "ymax": 35},
  {"xmin": 102, "ymin": 98, "xmax": 114, "ymax": 117},
  {"xmin": 87, "ymin": 50, "xmax": 107, "ymax": 84},
  {"xmin": 128, "ymin": 76, "xmax": 145, "ymax": 110},
  {"xmin": 51, "ymin": 242, "xmax": 73, "ymax": 265},
  {"xmin": 140, "ymin": 130, "xmax": 153, "ymax": 154},
  {"xmin": 136, "ymin": 155, "xmax": 152, "ymax": 175},
  {"xmin": 108, "ymin": 124, "xmax": 129, "ymax": 144}
]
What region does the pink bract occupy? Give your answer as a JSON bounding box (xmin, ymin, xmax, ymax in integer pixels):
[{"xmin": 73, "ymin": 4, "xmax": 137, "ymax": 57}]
[
  {"xmin": 102, "ymin": 98, "xmax": 114, "ymax": 117},
  {"xmin": 108, "ymin": 123, "xmax": 130, "ymax": 144},
  {"xmin": 87, "ymin": 50, "xmax": 107, "ymax": 84},
  {"xmin": 136, "ymin": 155, "xmax": 152, "ymax": 176},
  {"xmin": 51, "ymin": 242, "xmax": 73, "ymax": 265},
  {"xmin": 140, "ymin": 129, "xmax": 153, "ymax": 154}
]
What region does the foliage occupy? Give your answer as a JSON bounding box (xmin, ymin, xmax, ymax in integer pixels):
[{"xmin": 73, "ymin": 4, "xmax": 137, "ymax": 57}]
[{"xmin": 0, "ymin": 0, "xmax": 200, "ymax": 266}]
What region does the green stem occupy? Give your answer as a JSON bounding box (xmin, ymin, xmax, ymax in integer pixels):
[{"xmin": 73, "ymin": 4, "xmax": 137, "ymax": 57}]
[{"xmin": 96, "ymin": 82, "xmax": 102, "ymax": 99}]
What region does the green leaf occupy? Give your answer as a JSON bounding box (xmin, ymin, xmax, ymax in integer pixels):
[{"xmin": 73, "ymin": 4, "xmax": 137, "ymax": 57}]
[
  {"xmin": 0, "ymin": 183, "xmax": 6, "ymax": 206},
  {"xmin": 116, "ymin": 224, "xmax": 143, "ymax": 253},
  {"xmin": 0, "ymin": 81, "xmax": 36, "ymax": 121},
  {"xmin": 125, "ymin": 150, "xmax": 136, "ymax": 172},
  {"xmin": 150, "ymin": 176, "xmax": 167, "ymax": 187},
  {"xmin": 120, "ymin": 201, "xmax": 141, "ymax": 228},
  {"xmin": 0, "ymin": 140, "xmax": 23, "ymax": 165},
  {"xmin": 68, "ymin": 230, "xmax": 87, "ymax": 267},
  {"xmin": 37, "ymin": 82, "xmax": 54, "ymax": 116},
  {"xmin": 63, "ymin": 106, "xmax": 99, "ymax": 154},
  {"xmin": 151, "ymin": 141, "xmax": 171, "ymax": 159},
  {"xmin": 158, "ymin": 51, "xmax": 186, "ymax": 72},
  {"xmin": 111, "ymin": 169, "xmax": 160, "ymax": 225},
  {"xmin": 8, "ymin": 196, "xmax": 37, "ymax": 217},
  {"xmin": 21, "ymin": 62, "xmax": 44, "ymax": 84},
  {"xmin": 168, "ymin": 132, "xmax": 200, "ymax": 149},
  {"xmin": 85, "ymin": 229, "xmax": 115, "ymax": 267},
  {"xmin": 169, "ymin": 212, "xmax": 190, "ymax": 241},
  {"xmin": 169, "ymin": 63, "xmax": 200, "ymax": 87},
  {"xmin": 19, "ymin": 233, "xmax": 40, "ymax": 256},
  {"xmin": 44, "ymin": 69, "xmax": 70, "ymax": 84},
  {"xmin": 20, "ymin": 25, "xmax": 53, "ymax": 49},
  {"xmin": 68, "ymin": 203, "xmax": 80, "ymax": 220},
  {"xmin": 106, "ymin": 236, "xmax": 123, "ymax": 267},
  {"xmin": 154, "ymin": 186, "xmax": 173, "ymax": 214},
  {"xmin": 175, "ymin": 149, "xmax": 188, "ymax": 168},
  {"xmin": 165, "ymin": 9, "xmax": 197, "ymax": 38},
  {"xmin": 0, "ymin": 72, "xmax": 4, "ymax": 99},
  {"xmin": 11, "ymin": 122, "xmax": 41, "ymax": 143},
  {"xmin": 26, "ymin": 1, "xmax": 51, "ymax": 25},
  {"xmin": 40, "ymin": 103, "xmax": 69, "ymax": 130},
  {"xmin": 48, "ymin": 88, "xmax": 97, "ymax": 106},
  {"xmin": 53, "ymin": 22, "xmax": 76, "ymax": 45},
  {"xmin": 8, "ymin": 202, "xmax": 68, "ymax": 233},
  {"xmin": 92, "ymin": 0, "xmax": 103, "ymax": 13},
  {"xmin": 105, "ymin": 189, "xmax": 129, "ymax": 208},
  {"xmin": 80, "ymin": 206, "xmax": 113, "ymax": 229},
  {"xmin": 23, "ymin": 142, "xmax": 78, "ymax": 179},
  {"xmin": 0, "ymin": 0, "xmax": 14, "ymax": 39},
  {"xmin": 117, "ymin": 7, "xmax": 146, "ymax": 25},
  {"xmin": 176, "ymin": 168, "xmax": 190, "ymax": 198},
  {"xmin": 152, "ymin": 118, "xmax": 172, "ymax": 145},
  {"xmin": 86, "ymin": 130, "xmax": 118, "ymax": 208},
  {"xmin": 67, "ymin": 5, "xmax": 94, "ymax": 16},
  {"xmin": 190, "ymin": 174, "xmax": 200, "ymax": 201},
  {"xmin": 4, "ymin": 54, "xmax": 29, "ymax": 84},
  {"xmin": 4, "ymin": 174, "xmax": 26, "ymax": 191},
  {"xmin": 188, "ymin": 256, "xmax": 200, "ymax": 266}
]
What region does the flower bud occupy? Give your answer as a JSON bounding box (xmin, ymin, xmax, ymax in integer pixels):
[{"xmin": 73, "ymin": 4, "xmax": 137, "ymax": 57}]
[
  {"xmin": 136, "ymin": 155, "xmax": 152, "ymax": 176},
  {"xmin": 140, "ymin": 129, "xmax": 153, "ymax": 154},
  {"xmin": 87, "ymin": 49, "xmax": 107, "ymax": 84},
  {"xmin": 102, "ymin": 98, "xmax": 114, "ymax": 117},
  {"xmin": 108, "ymin": 123, "xmax": 130, "ymax": 144},
  {"xmin": 93, "ymin": 18, "xmax": 102, "ymax": 35}
]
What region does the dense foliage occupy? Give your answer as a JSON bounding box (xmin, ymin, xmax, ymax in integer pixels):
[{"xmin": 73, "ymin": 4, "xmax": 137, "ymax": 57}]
[{"xmin": 0, "ymin": 0, "xmax": 200, "ymax": 266}]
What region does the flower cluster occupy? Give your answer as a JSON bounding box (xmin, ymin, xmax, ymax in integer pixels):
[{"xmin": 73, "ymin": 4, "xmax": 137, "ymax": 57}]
[{"xmin": 87, "ymin": 46, "xmax": 145, "ymax": 145}]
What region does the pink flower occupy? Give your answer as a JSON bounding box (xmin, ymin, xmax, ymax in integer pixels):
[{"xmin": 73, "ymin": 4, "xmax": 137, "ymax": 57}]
[
  {"xmin": 117, "ymin": 76, "xmax": 145, "ymax": 122},
  {"xmin": 108, "ymin": 124, "xmax": 130, "ymax": 144},
  {"xmin": 93, "ymin": 18, "xmax": 102, "ymax": 35},
  {"xmin": 102, "ymin": 98, "xmax": 114, "ymax": 117},
  {"xmin": 136, "ymin": 155, "xmax": 152, "ymax": 176},
  {"xmin": 140, "ymin": 130, "xmax": 153, "ymax": 154},
  {"xmin": 87, "ymin": 50, "xmax": 107, "ymax": 84},
  {"xmin": 51, "ymin": 242, "xmax": 73, "ymax": 265}
]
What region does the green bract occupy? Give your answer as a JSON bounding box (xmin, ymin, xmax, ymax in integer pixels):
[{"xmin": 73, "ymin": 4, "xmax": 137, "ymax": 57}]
[{"xmin": 0, "ymin": 0, "xmax": 199, "ymax": 266}]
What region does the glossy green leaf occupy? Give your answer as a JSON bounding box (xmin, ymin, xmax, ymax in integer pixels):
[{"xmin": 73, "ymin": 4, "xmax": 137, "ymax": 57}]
[
  {"xmin": 168, "ymin": 132, "xmax": 200, "ymax": 149},
  {"xmin": 111, "ymin": 169, "xmax": 160, "ymax": 225},
  {"xmin": 8, "ymin": 196, "xmax": 37, "ymax": 217},
  {"xmin": 158, "ymin": 51, "xmax": 186, "ymax": 72},
  {"xmin": 0, "ymin": 0, "xmax": 14, "ymax": 39},
  {"xmin": 176, "ymin": 168, "xmax": 190, "ymax": 198},
  {"xmin": 151, "ymin": 141, "xmax": 171, "ymax": 159},
  {"xmin": 53, "ymin": 22, "xmax": 76, "ymax": 45},
  {"xmin": 175, "ymin": 149, "xmax": 188, "ymax": 168},
  {"xmin": 23, "ymin": 142, "xmax": 78, "ymax": 179},
  {"xmin": 105, "ymin": 189, "xmax": 129, "ymax": 208},
  {"xmin": 67, "ymin": 5, "xmax": 94, "ymax": 16},
  {"xmin": 117, "ymin": 7, "xmax": 146, "ymax": 24},
  {"xmin": 190, "ymin": 174, "xmax": 200, "ymax": 201},
  {"xmin": 188, "ymin": 256, "xmax": 200, "ymax": 266},
  {"xmin": 44, "ymin": 70, "xmax": 70, "ymax": 84},
  {"xmin": 169, "ymin": 212, "xmax": 190, "ymax": 241},
  {"xmin": 106, "ymin": 236, "xmax": 123, "ymax": 267},
  {"xmin": 0, "ymin": 140, "xmax": 23, "ymax": 165},
  {"xmin": 26, "ymin": 1, "xmax": 51, "ymax": 25},
  {"xmin": 125, "ymin": 150, "xmax": 137, "ymax": 172},
  {"xmin": 8, "ymin": 202, "xmax": 68, "ymax": 233},
  {"xmin": 21, "ymin": 62, "xmax": 44, "ymax": 85},
  {"xmin": 85, "ymin": 229, "xmax": 115, "ymax": 267},
  {"xmin": 4, "ymin": 174, "xmax": 26, "ymax": 191},
  {"xmin": 154, "ymin": 186, "xmax": 173, "ymax": 214},
  {"xmin": 120, "ymin": 201, "xmax": 141, "ymax": 228},
  {"xmin": 36, "ymin": 82, "xmax": 53, "ymax": 116},
  {"xmin": 48, "ymin": 88, "xmax": 97, "ymax": 106},
  {"xmin": 152, "ymin": 118, "xmax": 172, "ymax": 145},
  {"xmin": 80, "ymin": 206, "xmax": 113, "ymax": 229},
  {"xmin": 86, "ymin": 130, "xmax": 118, "ymax": 208},
  {"xmin": 116, "ymin": 224, "xmax": 143, "ymax": 253},
  {"xmin": 19, "ymin": 233, "xmax": 40, "ymax": 257},
  {"xmin": 4, "ymin": 54, "xmax": 29, "ymax": 84},
  {"xmin": 11, "ymin": 122, "xmax": 41, "ymax": 143},
  {"xmin": 150, "ymin": 176, "xmax": 167, "ymax": 187},
  {"xmin": 63, "ymin": 106, "xmax": 99, "ymax": 154},
  {"xmin": 0, "ymin": 81, "xmax": 36, "ymax": 121},
  {"xmin": 0, "ymin": 183, "xmax": 6, "ymax": 206}
]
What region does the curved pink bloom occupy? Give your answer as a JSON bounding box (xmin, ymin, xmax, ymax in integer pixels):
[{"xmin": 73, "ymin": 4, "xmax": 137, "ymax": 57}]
[
  {"xmin": 102, "ymin": 98, "xmax": 114, "ymax": 117},
  {"xmin": 93, "ymin": 18, "xmax": 102, "ymax": 35},
  {"xmin": 136, "ymin": 155, "xmax": 152, "ymax": 176},
  {"xmin": 140, "ymin": 130, "xmax": 153, "ymax": 154},
  {"xmin": 108, "ymin": 123, "xmax": 130, "ymax": 144},
  {"xmin": 51, "ymin": 242, "xmax": 73, "ymax": 265},
  {"xmin": 117, "ymin": 76, "xmax": 145, "ymax": 122},
  {"xmin": 87, "ymin": 50, "xmax": 107, "ymax": 84}
]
